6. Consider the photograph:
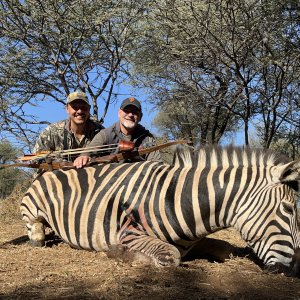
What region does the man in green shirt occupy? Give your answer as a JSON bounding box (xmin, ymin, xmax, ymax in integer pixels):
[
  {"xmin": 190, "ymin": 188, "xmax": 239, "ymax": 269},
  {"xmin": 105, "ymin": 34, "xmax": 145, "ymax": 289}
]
[{"xmin": 34, "ymin": 90, "xmax": 104, "ymax": 161}]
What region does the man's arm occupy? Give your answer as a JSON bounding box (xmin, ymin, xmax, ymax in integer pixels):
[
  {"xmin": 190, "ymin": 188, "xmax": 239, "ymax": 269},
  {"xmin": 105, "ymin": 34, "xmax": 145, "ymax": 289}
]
[
  {"xmin": 145, "ymin": 148, "xmax": 161, "ymax": 161},
  {"xmin": 85, "ymin": 130, "xmax": 108, "ymax": 153},
  {"xmin": 34, "ymin": 125, "xmax": 55, "ymax": 153},
  {"xmin": 143, "ymin": 136, "xmax": 162, "ymax": 162},
  {"xmin": 73, "ymin": 130, "xmax": 108, "ymax": 168}
]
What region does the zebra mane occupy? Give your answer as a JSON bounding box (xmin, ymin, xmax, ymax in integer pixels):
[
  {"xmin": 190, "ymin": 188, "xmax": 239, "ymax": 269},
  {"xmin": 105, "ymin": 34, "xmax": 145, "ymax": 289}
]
[
  {"xmin": 172, "ymin": 144, "xmax": 194, "ymax": 167},
  {"xmin": 172, "ymin": 144, "xmax": 291, "ymax": 168}
]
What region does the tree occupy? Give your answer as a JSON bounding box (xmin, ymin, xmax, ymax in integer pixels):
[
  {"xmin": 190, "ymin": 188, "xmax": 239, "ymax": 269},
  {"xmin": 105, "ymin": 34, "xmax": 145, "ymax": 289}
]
[
  {"xmin": 0, "ymin": 140, "xmax": 29, "ymax": 199},
  {"xmin": 252, "ymin": 1, "xmax": 300, "ymax": 149},
  {"xmin": 2, "ymin": 0, "xmax": 300, "ymax": 150},
  {"xmin": 129, "ymin": 0, "xmax": 300, "ymax": 147},
  {"xmin": 153, "ymin": 101, "xmax": 197, "ymax": 143},
  {"xmin": 0, "ymin": 0, "xmax": 149, "ymax": 149}
]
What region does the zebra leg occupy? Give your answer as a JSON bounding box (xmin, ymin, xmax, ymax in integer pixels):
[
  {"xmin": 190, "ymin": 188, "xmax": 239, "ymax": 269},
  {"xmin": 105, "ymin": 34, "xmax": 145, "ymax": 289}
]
[
  {"xmin": 119, "ymin": 225, "xmax": 181, "ymax": 267},
  {"xmin": 107, "ymin": 244, "xmax": 154, "ymax": 265},
  {"xmin": 26, "ymin": 222, "xmax": 45, "ymax": 247}
]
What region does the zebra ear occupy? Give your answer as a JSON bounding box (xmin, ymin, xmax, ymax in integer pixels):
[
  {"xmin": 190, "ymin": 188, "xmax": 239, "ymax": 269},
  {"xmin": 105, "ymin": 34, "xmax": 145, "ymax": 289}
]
[{"xmin": 278, "ymin": 160, "xmax": 300, "ymax": 183}]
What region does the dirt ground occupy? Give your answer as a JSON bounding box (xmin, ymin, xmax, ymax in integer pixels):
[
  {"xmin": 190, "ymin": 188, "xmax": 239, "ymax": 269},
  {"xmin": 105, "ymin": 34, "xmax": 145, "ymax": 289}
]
[{"xmin": 1, "ymin": 198, "xmax": 300, "ymax": 300}]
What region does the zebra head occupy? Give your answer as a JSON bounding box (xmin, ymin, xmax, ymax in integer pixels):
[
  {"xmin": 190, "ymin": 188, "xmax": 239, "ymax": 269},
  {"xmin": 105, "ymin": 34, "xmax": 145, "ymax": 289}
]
[{"xmin": 237, "ymin": 159, "xmax": 300, "ymax": 277}]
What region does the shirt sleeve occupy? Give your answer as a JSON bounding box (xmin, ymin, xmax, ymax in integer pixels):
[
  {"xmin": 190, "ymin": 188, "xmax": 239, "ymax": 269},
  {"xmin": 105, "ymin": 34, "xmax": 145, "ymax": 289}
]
[
  {"xmin": 83, "ymin": 130, "xmax": 108, "ymax": 156},
  {"xmin": 33, "ymin": 126, "xmax": 55, "ymax": 153},
  {"xmin": 145, "ymin": 149, "xmax": 161, "ymax": 162},
  {"xmin": 143, "ymin": 136, "xmax": 162, "ymax": 162}
]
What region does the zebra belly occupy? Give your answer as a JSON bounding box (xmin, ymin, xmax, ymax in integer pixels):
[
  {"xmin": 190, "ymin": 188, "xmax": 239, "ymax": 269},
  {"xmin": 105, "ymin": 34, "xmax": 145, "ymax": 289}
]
[
  {"xmin": 21, "ymin": 195, "xmax": 121, "ymax": 252},
  {"xmin": 45, "ymin": 206, "xmax": 122, "ymax": 251}
]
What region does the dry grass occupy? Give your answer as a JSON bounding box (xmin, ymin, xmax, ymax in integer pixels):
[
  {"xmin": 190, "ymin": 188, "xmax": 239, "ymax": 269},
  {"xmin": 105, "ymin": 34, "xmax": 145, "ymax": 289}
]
[
  {"xmin": 0, "ymin": 183, "xmax": 26, "ymax": 223},
  {"xmin": 1, "ymin": 223, "xmax": 300, "ymax": 300}
]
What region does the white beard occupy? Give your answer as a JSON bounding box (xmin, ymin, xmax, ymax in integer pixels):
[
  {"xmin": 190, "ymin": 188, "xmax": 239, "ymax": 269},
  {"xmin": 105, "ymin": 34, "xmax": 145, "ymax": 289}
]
[{"xmin": 122, "ymin": 119, "xmax": 137, "ymax": 130}]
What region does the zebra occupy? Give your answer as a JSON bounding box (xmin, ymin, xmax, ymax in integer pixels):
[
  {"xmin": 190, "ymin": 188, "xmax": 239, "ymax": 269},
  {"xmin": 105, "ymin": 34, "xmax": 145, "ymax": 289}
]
[{"xmin": 21, "ymin": 145, "xmax": 300, "ymax": 276}]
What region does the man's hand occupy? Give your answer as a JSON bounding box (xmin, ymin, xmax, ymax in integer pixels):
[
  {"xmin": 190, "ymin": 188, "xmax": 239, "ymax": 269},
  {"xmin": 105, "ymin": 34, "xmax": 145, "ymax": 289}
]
[{"xmin": 73, "ymin": 155, "xmax": 91, "ymax": 169}]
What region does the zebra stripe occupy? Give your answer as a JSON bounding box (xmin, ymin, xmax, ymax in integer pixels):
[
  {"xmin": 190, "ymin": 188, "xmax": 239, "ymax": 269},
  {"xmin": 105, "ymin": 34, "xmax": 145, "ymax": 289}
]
[{"xmin": 21, "ymin": 145, "xmax": 300, "ymax": 275}]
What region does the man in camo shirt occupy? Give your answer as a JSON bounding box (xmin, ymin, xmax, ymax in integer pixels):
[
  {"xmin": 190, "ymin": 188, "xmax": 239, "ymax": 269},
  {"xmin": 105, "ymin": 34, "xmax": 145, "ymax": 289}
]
[
  {"xmin": 34, "ymin": 91, "xmax": 104, "ymax": 161},
  {"xmin": 73, "ymin": 97, "xmax": 161, "ymax": 168}
]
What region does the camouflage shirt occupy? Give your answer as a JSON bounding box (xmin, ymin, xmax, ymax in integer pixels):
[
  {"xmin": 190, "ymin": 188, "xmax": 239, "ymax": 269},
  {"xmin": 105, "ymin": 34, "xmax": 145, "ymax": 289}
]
[{"xmin": 34, "ymin": 119, "xmax": 104, "ymax": 161}]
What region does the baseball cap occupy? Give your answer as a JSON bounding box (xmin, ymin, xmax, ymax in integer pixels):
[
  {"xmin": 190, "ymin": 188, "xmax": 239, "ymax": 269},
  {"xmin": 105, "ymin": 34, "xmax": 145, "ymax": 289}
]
[
  {"xmin": 120, "ymin": 97, "xmax": 142, "ymax": 111},
  {"xmin": 67, "ymin": 91, "xmax": 89, "ymax": 105}
]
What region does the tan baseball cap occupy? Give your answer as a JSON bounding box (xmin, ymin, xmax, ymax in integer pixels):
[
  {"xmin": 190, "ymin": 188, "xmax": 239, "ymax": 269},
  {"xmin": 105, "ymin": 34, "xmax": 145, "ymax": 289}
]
[{"xmin": 67, "ymin": 91, "xmax": 89, "ymax": 105}]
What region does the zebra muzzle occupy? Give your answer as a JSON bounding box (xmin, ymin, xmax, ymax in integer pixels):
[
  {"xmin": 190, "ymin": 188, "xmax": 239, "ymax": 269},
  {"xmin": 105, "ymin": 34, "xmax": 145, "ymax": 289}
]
[
  {"xmin": 264, "ymin": 248, "xmax": 300, "ymax": 277},
  {"xmin": 289, "ymin": 248, "xmax": 300, "ymax": 278}
]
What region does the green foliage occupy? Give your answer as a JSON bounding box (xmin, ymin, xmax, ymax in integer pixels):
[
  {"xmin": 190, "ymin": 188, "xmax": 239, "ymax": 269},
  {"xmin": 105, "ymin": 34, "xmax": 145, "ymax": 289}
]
[
  {"xmin": 131, "ymin": 0, "xmax": 300, "ymax": 147},
  {"xmin": 0, "ymin": 140, "xmax": 19, "ymax": 164},
  {"xmin": 269, "ymin": 137, "xmax": 300, "ymax": 160},
  {"xmin": 0, "ymin": 140, "xmax": 30, "ymax": 199},
  {"xmin": 153, "ymin": 105, "xmax": 194, "ymax": 141}
]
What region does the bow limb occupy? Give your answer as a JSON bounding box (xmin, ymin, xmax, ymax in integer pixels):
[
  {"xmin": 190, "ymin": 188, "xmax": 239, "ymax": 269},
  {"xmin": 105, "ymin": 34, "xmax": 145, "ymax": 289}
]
[
  {"xmin": 89, "ymin": 139, "xmax": 190, "ymax": 164},
  {"xmin": 17, "ymin": 140, "xmax": 135, "ymax": 162},
  {"xmin": 1, "ymin": 140, "xmax": 190, "ymax": 170},
  {"xmin": 137, "ymin": 139, "xmax": 190, "ymax": 157}
]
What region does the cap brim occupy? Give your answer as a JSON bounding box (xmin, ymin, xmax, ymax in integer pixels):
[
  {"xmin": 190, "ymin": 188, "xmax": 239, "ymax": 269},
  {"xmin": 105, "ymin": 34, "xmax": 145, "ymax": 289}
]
[{"xmin": 121, "ymin": 104, "xmax": 141, "ymax": 110}]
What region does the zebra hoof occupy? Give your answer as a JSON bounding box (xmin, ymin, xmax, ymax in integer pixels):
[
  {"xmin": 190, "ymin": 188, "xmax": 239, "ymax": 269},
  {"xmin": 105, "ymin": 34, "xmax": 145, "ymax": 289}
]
[
  {"xmin": 154, "ymin": 251, "xmax": 181, "ymax": 267},
  {"xmin": 29, "ymin": 239, "xmax": 45, "ymax": 247},
  {"xmin": 107, "ymin": 245, "xmax": 153, "ymax": 265},
  {"xmin": 29, "ymin": 223, "xmax": 45, "ymax": 247}
]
